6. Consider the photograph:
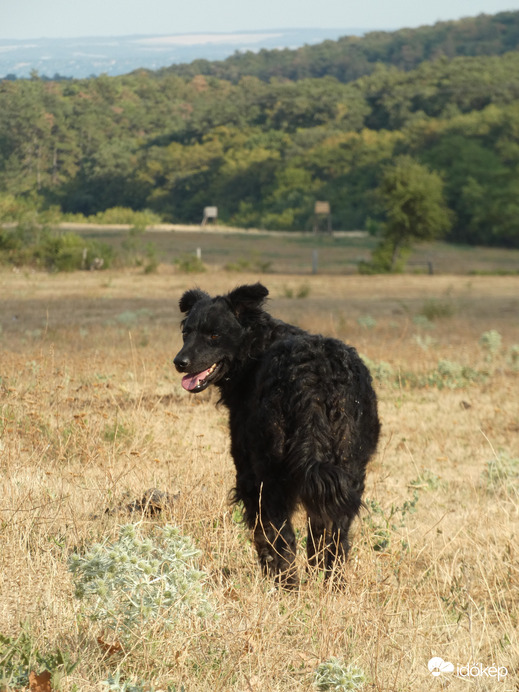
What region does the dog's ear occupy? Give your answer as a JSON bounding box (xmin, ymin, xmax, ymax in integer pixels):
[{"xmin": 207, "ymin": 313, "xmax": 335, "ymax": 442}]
[
  {"xmin": 179, "ymin": 288, "xmax": 210, "ymax": 314},
  {"xmin": 227, "ymin": 283, "xmax": 269, "ymax": 316}
]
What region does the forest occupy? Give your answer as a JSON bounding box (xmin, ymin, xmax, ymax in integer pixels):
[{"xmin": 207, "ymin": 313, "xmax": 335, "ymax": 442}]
[{"xmin": 1, "ymin": 10, "xmax": 519, "ymax": 247}]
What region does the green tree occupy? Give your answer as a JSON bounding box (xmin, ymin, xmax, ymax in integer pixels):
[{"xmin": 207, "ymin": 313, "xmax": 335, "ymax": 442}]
[{"xmin": 373, "ymin": 156, "xmax": 452, "ymax": 271}]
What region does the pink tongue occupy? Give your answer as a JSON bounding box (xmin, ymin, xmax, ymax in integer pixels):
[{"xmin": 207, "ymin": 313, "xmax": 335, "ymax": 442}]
[{"xmin": 181, "ymin": 367, "xmax": 213, "ymax": 391}]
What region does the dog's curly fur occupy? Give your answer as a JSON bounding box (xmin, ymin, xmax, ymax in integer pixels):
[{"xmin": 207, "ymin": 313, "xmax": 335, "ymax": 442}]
[{"xmin": 174, "ymin": 283, "xmax": 380, "ymax": 586}]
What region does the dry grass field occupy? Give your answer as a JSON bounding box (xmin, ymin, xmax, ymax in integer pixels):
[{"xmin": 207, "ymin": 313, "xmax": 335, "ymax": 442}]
[{"xmin": 0, "ymin": 267, "xmax": 518, "ymax": 691}]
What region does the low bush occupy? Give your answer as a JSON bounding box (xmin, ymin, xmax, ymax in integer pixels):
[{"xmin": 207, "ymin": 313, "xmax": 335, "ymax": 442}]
[
  {"xmin": 0, "ymin": 224, "xmax": 113, "ymax": 271},
  {"xmin": 0, "ymin": 628, "xmax": 78, "ymax": 691},
  {"xmin": 482, "ymin": 452, "xmax": 519, "ymax": 495},
  {"xmin": 63, "ymin": 207, "xmax": 163, "ymax": 228},
  {"xmin": 224, "ymin": 252, "xmax": 272, "ymax": 273},
  {"xmin": 314, "ymin": 658, "xmax": 366, "ymax": 691},
  {"xmin": 69, "ymin": 524, "xmax": 214, "ymax": 643},
  {"xmin": 174, "ymin": 254, "xmax": 206, "ymax": 273},
  {"xmin": 419, "ymin": 299, "xmax": 456, "ymax": 320}
]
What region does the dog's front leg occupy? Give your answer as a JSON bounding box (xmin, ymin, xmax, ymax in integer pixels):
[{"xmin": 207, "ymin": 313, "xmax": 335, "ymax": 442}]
[{"xmin": 253, "ymin": 514, "xmax": 298, "ymax": 589}]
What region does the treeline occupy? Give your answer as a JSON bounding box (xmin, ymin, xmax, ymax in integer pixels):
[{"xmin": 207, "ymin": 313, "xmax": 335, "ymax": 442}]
[
  {"xmin": 164, "ymin": 11, "xmax": 519, "ymax": 83},
  {"xmin": 1, "ymin": 11, "xmax": 519, "ymax": 247}
]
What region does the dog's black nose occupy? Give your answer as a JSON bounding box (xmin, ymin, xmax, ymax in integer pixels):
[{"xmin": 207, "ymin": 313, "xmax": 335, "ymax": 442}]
[{"xmin": 174, "ymin": 354, "xmax": 190, "ymax": 372}]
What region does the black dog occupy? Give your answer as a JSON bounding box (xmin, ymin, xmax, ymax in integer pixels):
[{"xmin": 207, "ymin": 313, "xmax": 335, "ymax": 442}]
[{"xmin": 174, "ymin": 283, "xmax": 380, "ymax": 586}]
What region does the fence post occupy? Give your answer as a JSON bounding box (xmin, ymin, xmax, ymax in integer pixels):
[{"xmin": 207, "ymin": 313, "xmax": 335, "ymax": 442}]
[{"xmin": 312, "ymin": 250, "xmax": 318, "ymax": 274}]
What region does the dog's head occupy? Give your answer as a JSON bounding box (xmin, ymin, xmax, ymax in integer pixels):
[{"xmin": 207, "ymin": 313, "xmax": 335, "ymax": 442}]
[{"xmin": 173, "ymin": 283, "xmax": 269, "ymax": 393}]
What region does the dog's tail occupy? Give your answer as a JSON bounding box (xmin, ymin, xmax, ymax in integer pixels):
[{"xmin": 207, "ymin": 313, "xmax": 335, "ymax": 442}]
[{"xmin": 299, "ymin": 462, "xmax": 363, "ymax": 523}]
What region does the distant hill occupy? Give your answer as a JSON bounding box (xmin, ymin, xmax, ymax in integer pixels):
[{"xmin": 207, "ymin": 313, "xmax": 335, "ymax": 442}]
[
  {"xmin": 163, "ymin": 10, "xmax": 519, "ymax": 83},
  {"xmin": 4, "ymin": 12, "xmax": 518, "ymax": 82},
  {"xmin": 2, "ymin": 10, "xmax": 519, "ymax": 247},
  {"xmin": 0, "ymin": 28, "xmax": 365, "ymax": 79}
]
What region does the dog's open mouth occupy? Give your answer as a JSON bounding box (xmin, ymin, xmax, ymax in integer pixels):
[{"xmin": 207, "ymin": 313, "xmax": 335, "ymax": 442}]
[{"xmin": 181, "ymin": 362, "xmax": 221, "ymax": 392}]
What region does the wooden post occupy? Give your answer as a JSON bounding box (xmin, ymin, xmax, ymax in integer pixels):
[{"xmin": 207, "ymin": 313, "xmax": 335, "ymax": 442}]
[{"xmin": 312, "ymin": 250, "xmax": 318, "ymax": 274}]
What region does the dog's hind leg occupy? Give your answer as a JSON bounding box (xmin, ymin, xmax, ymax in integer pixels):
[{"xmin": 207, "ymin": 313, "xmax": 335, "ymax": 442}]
[
  {"xmin": 327, "ymin": 517, "xmax": 353, "ymax": 573},
  {"xmin": 307, "ymin": 514, "xmax": 353, "ymax": 581},
  {"xmin": 306, "ymin": 515, "xmax": 333, "ymax": 571}
]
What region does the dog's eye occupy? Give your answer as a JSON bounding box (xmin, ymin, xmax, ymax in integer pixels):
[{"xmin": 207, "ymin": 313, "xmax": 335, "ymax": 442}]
[{"xmin": 210, "ymin": 334, "xmax": 219, "ymax": 340}]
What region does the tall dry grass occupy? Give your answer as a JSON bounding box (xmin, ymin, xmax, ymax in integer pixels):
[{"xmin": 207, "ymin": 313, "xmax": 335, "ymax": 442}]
[{"xmin": 0, "ymin": 269, "xmax": 518, "ymax": 691}]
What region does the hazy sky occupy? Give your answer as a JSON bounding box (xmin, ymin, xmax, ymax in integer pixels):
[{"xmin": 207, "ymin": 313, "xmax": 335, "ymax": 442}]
[{"xmin": 1, "ymin": 0, "xmax": 517, "ymax": 39}]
